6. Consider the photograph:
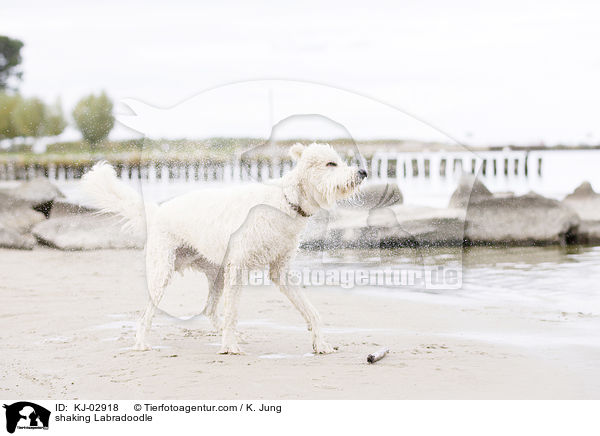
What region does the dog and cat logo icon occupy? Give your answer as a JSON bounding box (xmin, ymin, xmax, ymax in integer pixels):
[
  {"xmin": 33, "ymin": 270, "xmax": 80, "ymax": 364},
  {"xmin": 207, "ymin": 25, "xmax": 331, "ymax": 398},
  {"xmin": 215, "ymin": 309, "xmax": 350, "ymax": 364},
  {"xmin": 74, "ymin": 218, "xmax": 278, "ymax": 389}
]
[{"xmin": 3, "ymin": 402, "xmax": 50, "ymax": 433}]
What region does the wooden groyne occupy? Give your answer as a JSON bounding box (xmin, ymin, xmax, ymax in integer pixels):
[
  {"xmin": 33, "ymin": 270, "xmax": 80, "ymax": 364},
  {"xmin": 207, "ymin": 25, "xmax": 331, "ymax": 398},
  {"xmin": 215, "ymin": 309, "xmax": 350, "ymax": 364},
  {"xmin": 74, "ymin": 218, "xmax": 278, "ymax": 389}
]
[{"xmin": 0, "ymin": 150, "xmax": 542, "ymax": 183}]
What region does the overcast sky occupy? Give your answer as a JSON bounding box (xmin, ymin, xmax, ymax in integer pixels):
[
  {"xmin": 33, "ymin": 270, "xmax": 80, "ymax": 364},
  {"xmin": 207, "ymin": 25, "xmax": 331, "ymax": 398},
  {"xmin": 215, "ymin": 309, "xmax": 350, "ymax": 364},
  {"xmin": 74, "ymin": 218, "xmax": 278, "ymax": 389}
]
[{"xmin": 3, "ymin": 0, "xmax": 600, "ymax": 145}]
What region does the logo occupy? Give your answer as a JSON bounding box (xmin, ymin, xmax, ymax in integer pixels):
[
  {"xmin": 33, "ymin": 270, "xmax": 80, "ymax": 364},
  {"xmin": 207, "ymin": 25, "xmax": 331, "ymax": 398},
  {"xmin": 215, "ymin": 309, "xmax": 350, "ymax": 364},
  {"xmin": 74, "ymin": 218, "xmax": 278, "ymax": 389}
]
[{"xmin": 3, "ymin": 402, "xmax": 50, "ymax": 434}]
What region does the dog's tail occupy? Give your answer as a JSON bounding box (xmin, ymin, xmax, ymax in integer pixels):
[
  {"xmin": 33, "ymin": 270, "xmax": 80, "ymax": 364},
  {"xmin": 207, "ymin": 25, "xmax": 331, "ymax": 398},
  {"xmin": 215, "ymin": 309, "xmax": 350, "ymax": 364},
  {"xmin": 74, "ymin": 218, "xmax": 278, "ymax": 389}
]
[{"xmin": 81, "ymin": 161, "xmax": 157, "ymax": 234}]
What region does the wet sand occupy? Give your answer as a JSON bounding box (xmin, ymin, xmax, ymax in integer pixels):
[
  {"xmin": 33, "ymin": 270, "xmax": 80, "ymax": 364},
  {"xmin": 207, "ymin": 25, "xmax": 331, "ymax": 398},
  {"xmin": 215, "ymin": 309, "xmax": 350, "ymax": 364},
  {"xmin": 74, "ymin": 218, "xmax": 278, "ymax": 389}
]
[{"xmin": 1, "ymin": 247, "xmax": 597, "ymax": 399}]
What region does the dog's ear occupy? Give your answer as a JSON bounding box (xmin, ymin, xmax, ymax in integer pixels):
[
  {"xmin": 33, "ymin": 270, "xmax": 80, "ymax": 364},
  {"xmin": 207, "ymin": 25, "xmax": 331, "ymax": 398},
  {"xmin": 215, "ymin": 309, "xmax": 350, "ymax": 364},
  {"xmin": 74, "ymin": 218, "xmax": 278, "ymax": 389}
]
[{"xmin": 290, "ymin": 143, "xmax": 305, "ymax": 161}]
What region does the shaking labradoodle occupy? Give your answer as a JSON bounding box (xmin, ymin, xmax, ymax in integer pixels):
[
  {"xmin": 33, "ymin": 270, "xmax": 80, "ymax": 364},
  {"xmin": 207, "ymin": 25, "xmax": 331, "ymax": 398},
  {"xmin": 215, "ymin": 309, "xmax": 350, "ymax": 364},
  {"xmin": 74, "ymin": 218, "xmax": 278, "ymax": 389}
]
[{"xmin": 82, "ymin": 143, "xmax": 367, "ymax": 354}]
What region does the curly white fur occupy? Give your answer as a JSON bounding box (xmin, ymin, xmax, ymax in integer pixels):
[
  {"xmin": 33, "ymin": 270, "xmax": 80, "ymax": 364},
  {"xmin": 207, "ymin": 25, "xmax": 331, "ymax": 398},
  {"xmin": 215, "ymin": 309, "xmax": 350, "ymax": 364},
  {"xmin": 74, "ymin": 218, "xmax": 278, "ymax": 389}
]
[
  {"xmin": 81, "ymin": 161, "xmax": 156, "ymax": 234},
  {"xmin": 81, "ymin": 143, "xmax": 366, "ymax": 354}
]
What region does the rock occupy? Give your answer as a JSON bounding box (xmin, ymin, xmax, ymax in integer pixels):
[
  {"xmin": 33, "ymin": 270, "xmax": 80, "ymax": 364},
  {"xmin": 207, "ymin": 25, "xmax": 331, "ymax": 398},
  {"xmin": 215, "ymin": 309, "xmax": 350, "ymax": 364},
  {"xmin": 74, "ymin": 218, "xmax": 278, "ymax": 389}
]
[
  {"xmin": 4, "ymin": 177, "xmax": 64, "ymax": 203},
  {"xmin": 0, "ymin": 192, "xmax": 46, "ymax": 249},
  {"xmin": 0, "ymin": 221, "xmax": 39, "ymax": 249},
  {"xmin": 370, "ymin": 206, "xmax": 464, "ymax": 247},
  {"xmin": 562, "ymin": 181, "xmax": 600, "ymax": 221},
  {"xmin": 574, "ymin": 220, "xmax": 600, "ymax": 244},
  {"xmin": 0, "ymin": 178, "xmax": 65, "ymax": 249},
  {"xmin": 0, "ymin": 178, "xmax": 64, "ymax": 217},
  {"xmin": 301, "ymin": 205, "xmax": 464, "ymax": 249},
  {"xmin": 448, "ymin": 177, "xmax": 580, "ymax": 245},
  {"xmin": 564, "ymin": 181, "xmax": 599, "ymax": 199},
  {"xmin": 32, "ymin": 212, "xmax": 145, "ymax": 250},
  {"xmin": 313, "ymin": 182, "xmax": 406, "ymax": 249},
  {"xmin": 562, "ymin": 182, "xmax": 600, "ymax": 243},
  {"xmin": 463, "ymin": 192, "xmax": 580, "ymax": 245},
  {"xmin": 448, "ymin": 174, "xmax": 492, "ymax": 208},
  {"xmin": 49, "ymin": 199, "xmax": 96, "ymax": 218},
  {"xmin": 339, "ymin": 183, "xmax": 403, "ymax": 209}
]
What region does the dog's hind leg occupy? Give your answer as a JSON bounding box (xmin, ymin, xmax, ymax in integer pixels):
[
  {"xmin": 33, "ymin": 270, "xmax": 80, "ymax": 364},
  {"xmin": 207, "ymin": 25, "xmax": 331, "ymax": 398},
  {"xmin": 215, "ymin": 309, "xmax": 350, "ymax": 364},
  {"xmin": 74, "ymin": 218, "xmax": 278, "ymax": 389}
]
[
  {"xmin": 219, "ymin": 265, "xmax": 243, "ymax": 354},
  {"xmin": 134, "ymin": 233, "xmax": 176, "ymax": 351},
  {"xmin": 270, "ymin": 262, "xmax": 334, "ymax": 354},
  {"xmin": 200, "ymin": 266, "xmax": 224, "ymax": 332}
]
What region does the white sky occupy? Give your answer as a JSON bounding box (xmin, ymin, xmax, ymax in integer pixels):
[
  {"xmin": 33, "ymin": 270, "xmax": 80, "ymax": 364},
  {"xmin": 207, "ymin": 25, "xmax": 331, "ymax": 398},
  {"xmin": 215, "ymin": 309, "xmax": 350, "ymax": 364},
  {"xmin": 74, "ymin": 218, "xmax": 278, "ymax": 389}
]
[{"xmin": 3, "ymin": 0, "xmax": 600, "ymax": 146}]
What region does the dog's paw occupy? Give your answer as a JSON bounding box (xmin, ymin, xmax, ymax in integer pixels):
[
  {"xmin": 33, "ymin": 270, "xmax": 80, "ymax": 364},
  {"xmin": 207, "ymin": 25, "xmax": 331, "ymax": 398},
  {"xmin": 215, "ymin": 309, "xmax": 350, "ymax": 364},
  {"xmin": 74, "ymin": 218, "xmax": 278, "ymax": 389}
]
[
  {"xmin": 219, "ymin": 343, "xmax": 244, "ymax": 355},
  {"xmin": 313, "ymin": 341, "xmax": 335, "ymax": 354},
  {"xmin": 132, "ymin": 341, "xmax": 152, "ymax": 351}
]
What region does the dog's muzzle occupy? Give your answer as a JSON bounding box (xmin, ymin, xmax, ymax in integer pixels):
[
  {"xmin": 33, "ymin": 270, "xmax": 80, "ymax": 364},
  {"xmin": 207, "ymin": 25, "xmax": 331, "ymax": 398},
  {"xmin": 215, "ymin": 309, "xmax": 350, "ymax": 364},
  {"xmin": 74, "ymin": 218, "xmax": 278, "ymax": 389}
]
[{"xmin": 357, "ymin": 169, "xmax": 368, "ymax": 181}]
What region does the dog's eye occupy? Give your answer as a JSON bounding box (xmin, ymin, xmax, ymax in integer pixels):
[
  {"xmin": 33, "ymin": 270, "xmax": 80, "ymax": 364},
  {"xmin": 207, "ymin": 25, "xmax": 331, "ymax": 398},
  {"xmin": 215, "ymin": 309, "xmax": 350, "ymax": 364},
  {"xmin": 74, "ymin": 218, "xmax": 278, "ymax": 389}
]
[{"xmin": 326, "ymin": 162, "xmax": 338, "ymax": 167}]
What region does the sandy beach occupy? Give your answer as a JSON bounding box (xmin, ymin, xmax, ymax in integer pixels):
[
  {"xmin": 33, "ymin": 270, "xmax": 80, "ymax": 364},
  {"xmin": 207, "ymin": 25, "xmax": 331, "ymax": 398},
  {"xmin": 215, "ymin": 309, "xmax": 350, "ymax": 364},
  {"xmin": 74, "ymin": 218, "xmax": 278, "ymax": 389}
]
[{"xmin": 1, "ymin": 247, "xmax": 598, "ymax": 399}]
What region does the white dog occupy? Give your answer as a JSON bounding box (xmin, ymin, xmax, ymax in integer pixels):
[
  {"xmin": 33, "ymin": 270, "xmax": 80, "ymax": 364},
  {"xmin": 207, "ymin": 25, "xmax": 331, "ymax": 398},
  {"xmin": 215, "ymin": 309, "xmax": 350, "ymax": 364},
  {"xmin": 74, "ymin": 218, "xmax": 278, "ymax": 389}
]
[{"xmin": 81, "ymin": 143, "xmax": 367, "ymax": 354}]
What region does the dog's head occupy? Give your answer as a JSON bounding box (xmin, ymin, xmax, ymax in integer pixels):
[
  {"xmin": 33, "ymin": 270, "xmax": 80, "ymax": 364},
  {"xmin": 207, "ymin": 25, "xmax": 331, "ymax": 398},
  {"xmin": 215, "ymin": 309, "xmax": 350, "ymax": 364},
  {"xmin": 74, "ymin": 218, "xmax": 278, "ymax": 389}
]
[{"xmin": 290, "ymin": 142, "xmax": 367, "ymax": 208}]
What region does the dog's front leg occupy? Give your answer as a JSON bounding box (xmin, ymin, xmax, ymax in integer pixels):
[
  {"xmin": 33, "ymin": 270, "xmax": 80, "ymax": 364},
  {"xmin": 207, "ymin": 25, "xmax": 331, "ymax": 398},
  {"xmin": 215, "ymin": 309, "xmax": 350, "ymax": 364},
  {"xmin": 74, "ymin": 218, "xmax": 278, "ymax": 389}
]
[
  {"xmin": 219, "ymin": 265, "xmax": 243, "ymax": 354},
  {"xmin": 271, "ymin": 266, "xmax": 334, "ymax": 354}
]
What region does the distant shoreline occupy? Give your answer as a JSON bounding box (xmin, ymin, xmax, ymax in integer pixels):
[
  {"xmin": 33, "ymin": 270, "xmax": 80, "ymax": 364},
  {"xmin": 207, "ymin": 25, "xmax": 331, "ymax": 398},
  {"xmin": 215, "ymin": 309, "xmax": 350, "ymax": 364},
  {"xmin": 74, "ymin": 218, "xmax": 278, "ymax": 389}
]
[{"xmin": 2, "ymin": 137, "xmax": 600, "ymax": 160}]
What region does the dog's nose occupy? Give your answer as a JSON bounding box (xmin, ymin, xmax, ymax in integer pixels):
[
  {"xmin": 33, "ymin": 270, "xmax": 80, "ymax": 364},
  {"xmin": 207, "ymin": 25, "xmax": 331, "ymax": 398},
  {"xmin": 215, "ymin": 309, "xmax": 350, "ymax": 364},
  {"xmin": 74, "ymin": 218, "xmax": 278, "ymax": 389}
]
[{"xmin": 358, "ymin": 169, "xmax": 367, "ymax": 180}]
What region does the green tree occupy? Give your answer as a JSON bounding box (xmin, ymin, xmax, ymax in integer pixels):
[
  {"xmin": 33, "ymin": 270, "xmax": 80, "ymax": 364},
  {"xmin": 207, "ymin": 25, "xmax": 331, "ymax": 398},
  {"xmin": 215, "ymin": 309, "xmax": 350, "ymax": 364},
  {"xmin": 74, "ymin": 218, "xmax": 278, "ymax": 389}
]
[
  {"xmin": 11, "ymin": 96, "xmax": 45, "ymax": 138},
  {"xmin": 42, "ymin": 98, "xmax": 66, "ymax": 136},
  {"xmin": 0, "ymin": 36, "xmax": 24, "ymax": 91},
  {"xmin": 0, "ymin": 92, "xmax": 21, "ymax": 139},
  {"xmin": 72, "ymin": 92, "xmax": 114, "ymax": 147}
]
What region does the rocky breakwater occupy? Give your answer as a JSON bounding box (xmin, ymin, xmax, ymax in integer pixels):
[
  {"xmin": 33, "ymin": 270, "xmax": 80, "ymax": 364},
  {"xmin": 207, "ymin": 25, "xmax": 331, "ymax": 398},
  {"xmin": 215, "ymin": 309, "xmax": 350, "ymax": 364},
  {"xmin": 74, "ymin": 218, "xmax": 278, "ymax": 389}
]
[
  {"xmin": 0, "ymin": 179, "xmax": 64, "ymax": 249},
  {"xmin": 301, "ymin": 176, "xmax": 590, "ymax": 248},
  {"xmin": 0, "ymin": 177, "xmax": 143, "ymax": 250}
]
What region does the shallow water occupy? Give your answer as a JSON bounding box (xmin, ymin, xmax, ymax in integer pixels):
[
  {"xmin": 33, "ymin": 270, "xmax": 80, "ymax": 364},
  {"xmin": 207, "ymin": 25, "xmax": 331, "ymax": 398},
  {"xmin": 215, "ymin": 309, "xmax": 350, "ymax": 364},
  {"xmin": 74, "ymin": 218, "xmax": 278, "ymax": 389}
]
[
  {"xmin": 294, "ymin": 246, "xmax": 600, "ymax": 355},
  {"xmin": 294, "ymin": 245, "xmax": 600, "ymax": 316}
]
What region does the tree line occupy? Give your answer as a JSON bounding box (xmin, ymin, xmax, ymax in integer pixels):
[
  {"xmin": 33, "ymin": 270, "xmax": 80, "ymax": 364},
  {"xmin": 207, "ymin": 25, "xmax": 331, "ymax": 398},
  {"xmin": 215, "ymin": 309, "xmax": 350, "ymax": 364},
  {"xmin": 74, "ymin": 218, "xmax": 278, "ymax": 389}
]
[{"xmin": 0, "ymin": 35, "xmax": 115, "ymax": 149}]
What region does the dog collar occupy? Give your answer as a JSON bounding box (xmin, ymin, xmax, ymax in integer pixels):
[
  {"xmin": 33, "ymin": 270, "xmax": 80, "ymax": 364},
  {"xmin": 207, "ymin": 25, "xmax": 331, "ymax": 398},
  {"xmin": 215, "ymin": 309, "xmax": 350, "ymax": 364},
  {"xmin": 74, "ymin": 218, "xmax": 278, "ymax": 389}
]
[{"xmin": 284, "ymin": 195, "xmax": 311, "ymax": 218}]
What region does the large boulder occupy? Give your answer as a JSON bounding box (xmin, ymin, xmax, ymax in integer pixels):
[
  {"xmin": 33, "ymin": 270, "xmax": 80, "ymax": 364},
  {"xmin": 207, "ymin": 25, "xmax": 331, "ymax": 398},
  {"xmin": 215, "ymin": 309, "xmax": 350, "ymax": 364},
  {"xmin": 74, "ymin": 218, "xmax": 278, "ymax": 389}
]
[
  {"xmin": 447, "ymin": 175, "xmax": 580, "ymax": 245},
  {"xmin": 0, "ymin": 221, "xmax": 39, "ymax": 249},
  {"xmin": 562, "ymin": 181, "xmax": 600, "ymax": 221},
  {"xmin": 0, "ymin": 178, "xmax": 64, "ymax": 249},
  {"xmin": 0, "ymin": 178, "xmax": 64, "ymax": 217},
  {"xmin": 562, "ymin": 182, "xmax": 600, "ymax": 243},
  {"xmin": 564, "ymin": 181, "xmax": 599, "ymax": 199},
  {"xmin": 448, "ymin": 174, "xmax": 493, "ymax": 208},
  {"xmin": 32, "ymin": 210, "xmax": 145, "ymax": 250},
  {"xmin": 303, "ymin": 182, "xmax": 417, "ymax": 248},
  {"xmin": 574, "ymin": 221, "xmax": 600, "ymax": 245},
  {"xmin": 0, "ymin": 192, "xmax": 46, "ymax": 249},
  {"xmin": 463, "ymin": 192, "xmax": 580, "ymax": 245},
  {"xmin": 339, "ymin": 182, "xmax": 403, "ymax": 209},
  {"xmin": 48, "ymin": 199, "xmax": 97, "ymax": 218},
  {"xmin": 367, "ymin": 206, "xmax": 464, "ymax": 247},
  {"xmin": 301, "ymin": 205, "xmax": 464, "ymax": 249}
]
